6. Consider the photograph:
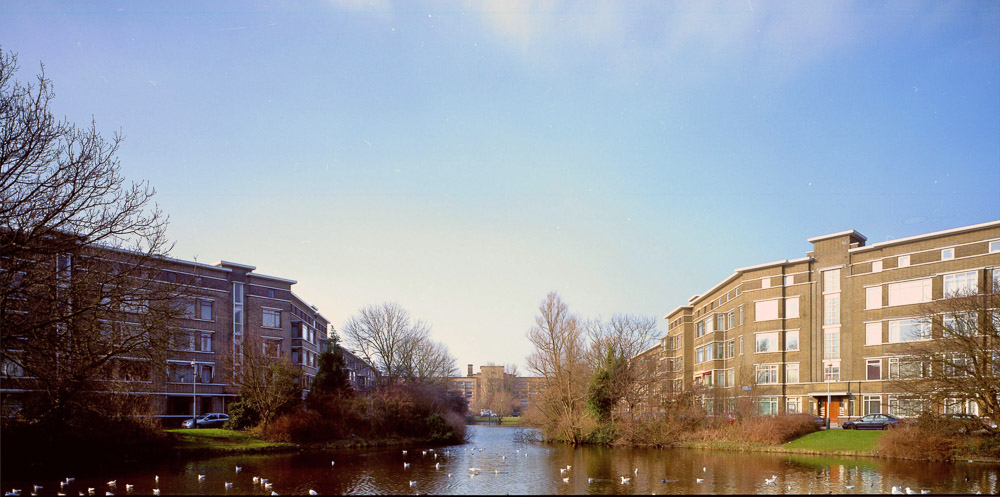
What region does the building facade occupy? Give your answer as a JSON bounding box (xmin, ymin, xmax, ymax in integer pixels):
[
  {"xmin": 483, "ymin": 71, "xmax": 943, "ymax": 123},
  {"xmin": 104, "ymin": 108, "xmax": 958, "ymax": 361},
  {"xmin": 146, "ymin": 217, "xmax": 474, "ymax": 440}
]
[
  {"xmin": 653, "ymin": 220, "xmax": 1000, "ymax": 425},
  {"xmin": 448, "ymin": 364, "xmax": 545, "ymax": 416},
  {"xmin": 0, "ymin": 248, "xmax": 379, "ymax": 426}
]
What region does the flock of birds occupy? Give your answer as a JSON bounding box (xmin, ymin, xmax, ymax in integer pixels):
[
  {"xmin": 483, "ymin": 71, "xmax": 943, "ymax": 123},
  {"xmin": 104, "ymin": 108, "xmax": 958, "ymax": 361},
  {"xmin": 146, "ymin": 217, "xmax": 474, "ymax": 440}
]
[{"xmin": 1, "ymin": 446, "xmax": 962, "ymax": 495}]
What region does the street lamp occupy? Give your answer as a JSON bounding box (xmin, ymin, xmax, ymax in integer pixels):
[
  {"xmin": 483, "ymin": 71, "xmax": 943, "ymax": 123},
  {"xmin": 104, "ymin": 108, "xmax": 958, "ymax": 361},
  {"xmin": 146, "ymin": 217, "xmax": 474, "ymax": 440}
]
[
  {"xmin": 825, "ymin": 367, "xmax": 832, "ymax": 430},
  {"xmin": 191, "ymin": 360, "xmax": 197, "ymax": 428}
]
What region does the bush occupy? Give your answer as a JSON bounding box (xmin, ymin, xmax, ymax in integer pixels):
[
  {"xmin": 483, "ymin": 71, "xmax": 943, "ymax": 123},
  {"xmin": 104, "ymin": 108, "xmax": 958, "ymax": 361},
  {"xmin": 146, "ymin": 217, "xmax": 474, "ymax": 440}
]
[
  {"xmin": 877, "ymin": 425, "xmax": 956, "ymax": 461},
  {"xmin": 692, "ymin": 414, "xmax": 820, "ymax": 445},
  {"xmin": 225, "ymin": 398, "xmax": 260, "ymax": 430},
  {"xmin": 260, "ymin": 410, "xmax": 333, "ymax": 443}
]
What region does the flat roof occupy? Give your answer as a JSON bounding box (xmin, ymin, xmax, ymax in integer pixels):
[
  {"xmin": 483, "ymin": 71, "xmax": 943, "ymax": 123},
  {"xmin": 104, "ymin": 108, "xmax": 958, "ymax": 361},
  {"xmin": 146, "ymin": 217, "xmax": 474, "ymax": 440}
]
[
  {"xmin": 249, "ymin": 272, "xmax": 297, "ymax": 285},
  {"xmin": 807, "ymin": 229, "xmax": 868, "ymax": 243},
  {"xmin": 214, "ymin": 260, "xmax": 256, "ymax": 271},
  {"xmin": 849, "ymin": 219, "xmax": 1000, "ymax": 253}
]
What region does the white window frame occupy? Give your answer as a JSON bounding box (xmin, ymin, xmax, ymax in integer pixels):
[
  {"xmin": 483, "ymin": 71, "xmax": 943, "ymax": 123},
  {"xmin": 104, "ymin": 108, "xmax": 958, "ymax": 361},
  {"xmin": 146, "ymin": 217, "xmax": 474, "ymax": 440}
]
[
  {"xmin": 755, "ymin": 364, "xmax": 779, "ymax": 385},
  {"xmin": 755, "ymin": 331, "xmax": 779, "ymax": 354},
  {"xmin": 785, "ymin": 297, "xmax": 799, "ymax": 319},
  {"xmin": 888, "ymin": 318, "xmax": 931, "ymax": 343},
  {"xmin": 784, "ymin": 275, "xmax": 794, "ymax": 287},
  {"xmin": 871, "ymin": 260, "xmax": 883, "ymax": 273},
  {"xmin": 898, "ymin": 255, "xmax": 910, "ymax": 268},
  {"xmin": 824, "ymin": 295, "xmax": 840, "ymax": 325},
  {"xmin": 263, "ymin": 308, "xmax": 282, "ymax": 329},
  {"xmin": 755, "ymin": 299, "xmax": 780, "ymax": 322},
  {"xmin": 786, "ymin": 396, "xmax": 801, "ymax": 414},
  {"xmin": 824, "ymin": 327, "xmax": 840, "ymax": 360},
  {"xmin": 990, "ymin": 240, "xmax": 1000, "ymax": 253},
  {"xmin": 941, "ymin": 248, "xmax": 954, "ymax": 260},
  {"xmin": 866, "ymin": 359, "xmax": 881, "ymax": 380},
  {"xmin": 823, "ymin": 269, "xmax": 841, "ymax": 293},
  {"xmin": 785, "ymin": 330, "xmax": 799, "ymax": 351},
  {"xmin": 785, "ymin": 363, "xmax": 799, "ymax": 383},
  {"xmin": 863, "ymin": 395, "xmax": 881, "ymax": 415},
  {"xmin": 761, "ymin": 277, "xmax": 771, "ymax": 289},
  {"xmin": 865, "ymin": 286, "xmax": 881, "ymax": 310},
  {"xmin": 865, "ymin": 322, "xmax": 882, "ymax": 345},
  {"xmin": 887, "ymin": 278, "xmax": 932, "ymax": 307},
  {"xmin": 942, "ymin": 271, "xmax": 978, "ymax": 298}
]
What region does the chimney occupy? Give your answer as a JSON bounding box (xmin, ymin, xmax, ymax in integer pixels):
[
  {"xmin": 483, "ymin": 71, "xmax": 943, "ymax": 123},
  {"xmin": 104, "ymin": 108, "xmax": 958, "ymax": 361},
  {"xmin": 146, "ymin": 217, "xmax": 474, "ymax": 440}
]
[{"xmin": 468, "ymin": 364, "xmax": 474, "ymax": 377}]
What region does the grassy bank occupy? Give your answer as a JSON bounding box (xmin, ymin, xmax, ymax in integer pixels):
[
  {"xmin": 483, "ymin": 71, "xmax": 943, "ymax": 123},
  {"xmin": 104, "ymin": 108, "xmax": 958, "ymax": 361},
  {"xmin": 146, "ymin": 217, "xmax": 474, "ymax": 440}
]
[
  {"xmin": 783, "ymin": 429, "xmax": 884, "ymax": 453},
  {"xmin": 468, "ymin": 416, "xmax": 522, "ymax": 425},
  {"xmin": 165, "ymin": 429, "xmax": 295, "ymax": 454}
]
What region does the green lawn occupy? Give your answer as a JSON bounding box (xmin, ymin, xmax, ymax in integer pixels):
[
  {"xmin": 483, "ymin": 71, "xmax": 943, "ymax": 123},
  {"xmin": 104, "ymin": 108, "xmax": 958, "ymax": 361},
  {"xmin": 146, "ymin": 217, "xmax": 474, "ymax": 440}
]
[
  {"xmin": 783, "ymin": 429, "xmax": 884, "ymax": 453},
  {"xmin": 165, "ymin": 428, "xmax": 293, "ymax": 452},
  {"xmin": 469, "ymin": 416, "xmax": 522, "ymax": 425}
]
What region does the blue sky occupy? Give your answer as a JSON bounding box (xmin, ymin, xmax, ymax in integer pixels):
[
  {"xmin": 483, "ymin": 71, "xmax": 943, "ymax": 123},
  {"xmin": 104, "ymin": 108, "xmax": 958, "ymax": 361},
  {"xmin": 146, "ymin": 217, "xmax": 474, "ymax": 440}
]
[{"xmin": 4, "ymin": 1, "xmax": 999, "ymax": 372}]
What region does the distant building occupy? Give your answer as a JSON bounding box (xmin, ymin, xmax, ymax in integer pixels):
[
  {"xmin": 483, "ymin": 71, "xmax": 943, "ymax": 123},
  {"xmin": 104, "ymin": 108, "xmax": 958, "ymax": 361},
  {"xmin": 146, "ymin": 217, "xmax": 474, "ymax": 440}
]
[
  {"xmin": 448, "ymin": 364, "xmax": 545, "ymax": 415},
  {"xmin": 647, "ymin": 220, "xmax": 1000, "ymax": 425}
]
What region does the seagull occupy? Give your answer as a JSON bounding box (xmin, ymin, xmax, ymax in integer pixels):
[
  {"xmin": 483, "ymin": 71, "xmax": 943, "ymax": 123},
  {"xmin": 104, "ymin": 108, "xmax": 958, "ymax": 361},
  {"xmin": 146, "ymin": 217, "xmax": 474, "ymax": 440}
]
[
  {"xmin": 236, "ymin": 466, "xmax": 242, "ymax": 472},
  {"xmin": 588, "ymin": 478, "xmax": 594, "ymax": 483},
  {"xmin": 560, "ymin": 468, "xmax": 566, "ymax": 474},
  {"xmin": 447, "ymin": 474, "xmax": 451, "ymax": 478},
  {"xmin": 124, "ymin": 485, "xmax": 133, "ymax": 492},
  {"xmin": 409, "ymin": 481, "xmax": 417, "ymax": 487},
  {"xmin": 106, "ymin": 492, "xmax": 113, "ymax": 496},
  {"xmin": 252, "ymin": 477, "xmax": 259, "ymax": 484},
  {"xmin": 422, "ymin": 451, "xmax": 427, "ymax": 456},
  {"xmin": 435, "ymin": 463, "xmax": 441, "ymax": 469},
  {"xmin": 905, "ymin": 488, "xmax": 917, "ymax": 495},
  {"xmin": 224, "ymin": 482, "xmax": 232, "ymax": 489},
  {"xmin": 270, "ymin": 492, "xmax": 278, "ymax": 496},
  {"xmin": 702, "ymin": 467, "xmax": 707, "ymax": 472},
  {"xmin": 634, "ymin": 468, "xmax": 639, "ymax": 475},
  {"xmin": 87, "ymin": 489, "xmax": 95, "ymax": 495},
  {"xmin": 402, "ymin": 450, "xmax": 408, "ymax": 455},
  {"xmin": 331, "ymin": 461, "xmax": 335, "ymax": 466},
  {"xmin": 696, "ymin": 478, "xmax": 704, "ymax": 483},
  {"xmin": 562, "ymin": 478, "xmax": 569, "ymax": 483},
  {"xmin": 66, "ymin": 479, "xmax": 75, "ymax": 483},
  {"xmin": 468, "ymin": 467, "xmax": 481, "ymax": 472},
  {"xmin": 153, "ymin": 477, "xmax": 158, "ymax": 484},
  {"xmin": 566, "ymin": 465, "xmax": 572, "ymax": 470},
  {"xmin": 151, "ymin": 491, "xmax": 159, "ymax": 496},
  {"xmin": 309, "ymin": 491, "xmax": 318, "ymax": 495},
  {"xmin": 32, "ymin": 487, "xmax": 41, "ymax": 493},
  {"xmin": 264, "ymin": 483, "xmax": 273, "ymax": 490},
  {"xmin": 106, "ymin": 482, "xmax": 116, "ymax": 488},
  {"xmin": 197, "ymin": 475, "xmax": 205, "ymax": 481},
  {"xmin": 764, "ymin": 475, "xmax": 777, "ymax": 485},
  {"xmin": 920, "ymin": 491, "xmax": 930, "ymax": 495},
  {"xmin": 891, "ymin": 486, "xmax": 904, "ymax": 495},
  {"xmin": 404, "ymin": 463, "xmax": 411, "ymax": 469},
  {"xmin": 621, "ymin": 476, "xmax": 631, "ymax": 484},
  {"xmin": 845, "ymin": 486, "xmax": 854, "ymax": 490},
  {"xmin": 61, "ymin": 483, "xmax": 68, "ymax": 489},
  {"xmin": 435, "ymin": 454, "xmax": 439, "ymax": 459}
]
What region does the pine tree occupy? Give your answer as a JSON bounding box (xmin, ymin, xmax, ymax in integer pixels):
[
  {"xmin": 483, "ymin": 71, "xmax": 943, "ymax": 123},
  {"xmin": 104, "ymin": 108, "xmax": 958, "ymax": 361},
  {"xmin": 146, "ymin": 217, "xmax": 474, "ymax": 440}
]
[{"xmin": 306, "ymin": 331, "xmax": 354, "ymax": 410}]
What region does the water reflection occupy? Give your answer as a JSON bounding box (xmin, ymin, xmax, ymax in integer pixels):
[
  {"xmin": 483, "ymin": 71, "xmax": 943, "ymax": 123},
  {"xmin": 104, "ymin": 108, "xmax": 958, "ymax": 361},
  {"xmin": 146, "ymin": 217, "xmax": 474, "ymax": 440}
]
[{"xmin": 2, "ymin": 424, "xmax": 997, "ymax": 495}]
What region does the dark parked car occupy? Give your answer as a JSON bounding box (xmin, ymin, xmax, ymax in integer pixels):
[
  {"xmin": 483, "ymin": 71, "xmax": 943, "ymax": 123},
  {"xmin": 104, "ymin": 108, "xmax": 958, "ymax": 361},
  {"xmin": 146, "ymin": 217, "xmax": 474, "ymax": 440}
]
[
  {"xmin": 841, "ymin": 413, "xmax": 904, "ymax": 430},
  {"xmin": 181, "ymin": 413, "xmax": 229, "ymax": 429},
  {"xmin": 946, "ymin": 413, "xmax": 993, "ymax": 434}
]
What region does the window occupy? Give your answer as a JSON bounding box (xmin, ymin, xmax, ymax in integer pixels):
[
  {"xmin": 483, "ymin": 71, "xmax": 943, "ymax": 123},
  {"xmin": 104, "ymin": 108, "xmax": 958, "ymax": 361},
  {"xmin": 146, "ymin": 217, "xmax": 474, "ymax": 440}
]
[
  {"xmin": 943, "ymin": 271, "xmax": 978, "ymax": 297},
  {"xmin": 824, "ymin": 295, "xmax": 840, "ymax": 325},
  {"xmin": 715, "ymin": 342, "xmax": 725, "ymax": 360},
  {"xmin": 756, "ymin": 365, "xmax": 779, "ymax": 384},
  {"xmin": 761, "ymin": 277, "xmax": 771, "ymax": 289},
  {"xmin": 696, "ymin": 320, "xmax": 705, "ymax": 337},
  {"xmin": 726, "ymin": 368, "xmax": 735, "ymax": 388},
  {"xmin": 199, "ymin": 333, "xmax": 212, "ymax": 352},
  {"xmin": 727, "ymin": 310, "xmax": 735, "ymax": 329},
  {"xmin": 755, "ymin": 299, "xmax": 779, "ymax": 321},
  {"xmin": 872, "ymin": 260, "xmax": 883, "ymax": 273},
  {"xmin": 824, "ymin": 362, "xmax": 840, "ymax": 381},
  {"xmin": 898, "ymin": 255, "xmax": 910, "ymax": 268},
  {"xmin": 267, "ymin": 288, "xmax": 276, "ymax": 298},
  {"xmin": 200, "ymin": 365, "xmax": 213, "ymax": 383},
  {"xmin": 739, "ymin": 305, "xmax": 744, "ymax": 325},
  {"xmin": 716, "ymin": 314, "xmax": 726, "ymax": 331},
  {"xmin": 889, "ymin": 357, "xmax": 923, "ymax": 379},
  {"xmin": 785, "ymin": 330, "xmax": 799, "ymax": 351},
  {"xmin": 263, "ymin": 309, "xmax": 281, "ymax": 328},
  {"xmin": 758, "ymin": 396, "xmax": 779, "ymax": 416},
  {"xmin": 943, "ymin": 312, "xmax": 977, "ymax": 336},
  {"xmin": 739, "ymin": 336, "xmax": 744, "ymax": 355},
  {"xmin": 705, "ymin": 317, "xmax": 714, "ymax": 334},
  {"xmin": 785, "ymin": 363, "xmax": 799, "ymax": 383},
  {"xmin": 866, "ymin": 359, "xmax": 881, "ymax": 380},
  {"xmin": 887, "ymin": 279, "xmax": 932, "ymax": 306},
  {"xmin": 865, "ymin": 286, "xmax": 881, "ymax": 309},
  {"xmin": 784, "ymin": 275, "xmax": 794, "ymax": 286},
  {"xmin": 824, "ymin": 328, "xmax": 840, "ymax": 359},
  {"xmin": 941, "ymin": 248, "xmax": 954, "ymax": 260},
  {"xmin": 263, "ymin": 340, "xmax": 281, "ymax": 358},
  {"xmin": 696, "ymin": 346, "xmax": 705, "ymax": 364},
  {"xmin": 865, "ymin": 322, "xmax": 882, "ymax": 345},
  {"xmin": 292, "ymin": 350, "xmax": 300, "ymax": 364},
  {"xmin": 889, "ymin": 397, "xmax": 928, "ymax": 417},
  {"xmin": 785, "ymin": 297, "xmax": 799, "ymax": 319},
  {"xmin": 823, "ymin": 269, "xmax": 840, "ymax": 293},
  {"xmin": 786, "ymin": 397, "xmax": 801, "ymax": 414},
  {"xmin": 755, "ymin": 332, "xmax": 779, "ymax": 353},
  {"xmin": 991, "ymin": 240, "xmax": 1000, "ymax": 253},
  {"xmin": 726, "ymin": 339, "xmax": 735, "ymax": 358},
  {"xmin": 863, "ymin": 395, "xmax": 881, "ymax": 415},
  {"xmin": 198, "ymin": 300, "xmax": 213, "ymax": 321},
  {"xmin": 888, "ymin": 318, "xmax": 930, "ymax": 343}
]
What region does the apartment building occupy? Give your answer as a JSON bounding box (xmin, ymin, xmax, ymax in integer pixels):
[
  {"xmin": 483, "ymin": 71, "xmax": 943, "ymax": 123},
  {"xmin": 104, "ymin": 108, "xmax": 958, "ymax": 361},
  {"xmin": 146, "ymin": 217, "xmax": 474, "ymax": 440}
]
[
  {"xmin": 655, "ymin": 220, "xmax": 1000, "ymax": 426},
  {"xmin": 1, "ymin": 248, "xmax": 348, "ymax": 426},
  {"xmin": 449, "ymin": 364, "xmax": 545, "ymax": 415}
]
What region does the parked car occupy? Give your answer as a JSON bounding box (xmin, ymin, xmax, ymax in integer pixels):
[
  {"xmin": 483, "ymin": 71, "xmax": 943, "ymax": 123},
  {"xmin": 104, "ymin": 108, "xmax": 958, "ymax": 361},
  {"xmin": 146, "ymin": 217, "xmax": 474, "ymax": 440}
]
[
  {"xmin": 813, "ymin": 415, "xmax": 827, "ymax": 427},
  {"xmin": 181, "ymin": 413, "xmax": 229, "ymax": 429},
  {"xmin": 841, "ymin": 413, "xmax": 904, "ymax": 430}
]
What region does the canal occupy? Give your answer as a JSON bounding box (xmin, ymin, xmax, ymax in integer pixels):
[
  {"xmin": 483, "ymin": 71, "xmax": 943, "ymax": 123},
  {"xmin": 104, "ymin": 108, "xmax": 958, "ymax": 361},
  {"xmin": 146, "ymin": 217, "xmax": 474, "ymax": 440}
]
[{"xmin": 3, "ymin": 424, "xmax": 997, "ymax": 495}]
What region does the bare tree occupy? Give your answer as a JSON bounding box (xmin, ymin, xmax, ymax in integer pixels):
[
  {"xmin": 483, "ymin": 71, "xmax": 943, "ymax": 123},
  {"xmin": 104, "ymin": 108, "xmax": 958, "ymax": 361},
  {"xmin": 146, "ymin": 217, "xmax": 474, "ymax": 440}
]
[
  {"xmin": 526, "ymin": 292, "xmax": 592, "ymax": 443},
  {"xmin": 0, "ymin": 48, "xmax": 179, "ymax": 421},
  {"xmin": 223, "ymin": 334, "xmax": 301, "ymax": 425},
  {"xmin": 585, "ymin": 314, "xmax": 659, "ymax": 424},
  {"xmin": 402, "ymin": 336, "xmax": 458, "ymax": 382},
  {"xmin": 342, "ymin": 302, "xmax": 442, "ymax": 387},
  {"xmin": 892, "ymin": 281, "xmax": 1000, "ymax": 427}
]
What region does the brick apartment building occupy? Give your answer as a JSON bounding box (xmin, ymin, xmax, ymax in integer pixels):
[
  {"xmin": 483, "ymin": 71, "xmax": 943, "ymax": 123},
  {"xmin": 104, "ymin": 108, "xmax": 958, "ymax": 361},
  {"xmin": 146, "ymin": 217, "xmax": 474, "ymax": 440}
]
[
  {"xmin": 647, "ymin": 220, "xmax": 1000, "ymax": 426},
  {"xmin": 449, "ymin": 364, "xmax": 545, "ymax": 416},
  {"xmin": 1, "ymin": 248, "xmax": 376, "ymax": 426}
]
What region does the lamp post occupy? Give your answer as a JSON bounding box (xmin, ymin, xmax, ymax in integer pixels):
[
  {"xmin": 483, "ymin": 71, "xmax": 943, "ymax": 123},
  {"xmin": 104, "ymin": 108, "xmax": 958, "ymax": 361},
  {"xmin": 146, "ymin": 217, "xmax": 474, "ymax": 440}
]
[
  {"xmin": 191, "ymin": 360, "xmax": 197, "ymax": 428},
  {"xmin": 826, "ymin": 368, "xmax": 832, "ymax": 430}
]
